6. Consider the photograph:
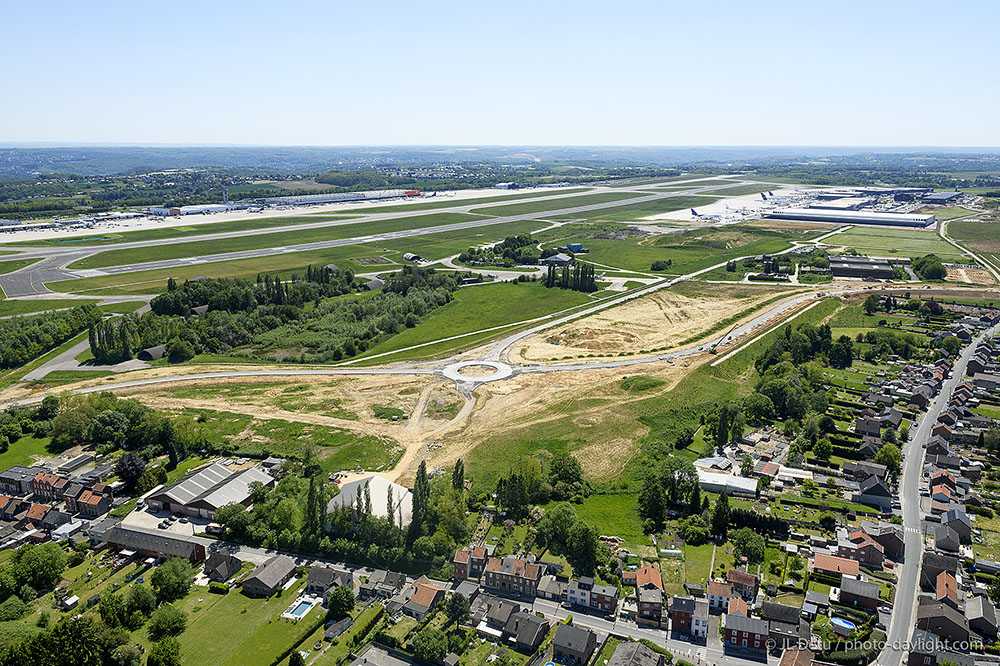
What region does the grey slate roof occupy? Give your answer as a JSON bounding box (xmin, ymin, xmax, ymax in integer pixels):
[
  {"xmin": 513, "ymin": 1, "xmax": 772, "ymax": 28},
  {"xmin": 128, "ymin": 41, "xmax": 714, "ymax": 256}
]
[
  {"xmin": 725, "ymin": 613, "xmax": 768, "ymax": 635},
  {"xmin": 148, "ymin": 463, "xmax": 271, "ymax": 511},
  {"xmin": 607, "ymin": 642, "xmax": 663, "ymax": 666},
  {"xmin": 841, "ymin": 577, "xmax": 879, "ymax": 600},
  {"xmin": 243, "ymin": 555, "xmax": 295, "ymax": 592}
]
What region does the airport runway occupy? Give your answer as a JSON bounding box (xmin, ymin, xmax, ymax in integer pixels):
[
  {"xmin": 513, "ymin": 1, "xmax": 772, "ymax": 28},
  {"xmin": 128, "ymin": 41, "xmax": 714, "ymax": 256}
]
[{"xmin": 0, "ymin": 181, "xmax": 745, "ymax": 297}]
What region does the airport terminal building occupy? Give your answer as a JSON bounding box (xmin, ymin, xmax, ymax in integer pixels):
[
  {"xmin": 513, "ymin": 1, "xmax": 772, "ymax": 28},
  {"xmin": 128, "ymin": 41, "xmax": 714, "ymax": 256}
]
[{"xmin": 763, "ymin": 208, "xmax": 935, "ymax": 227}]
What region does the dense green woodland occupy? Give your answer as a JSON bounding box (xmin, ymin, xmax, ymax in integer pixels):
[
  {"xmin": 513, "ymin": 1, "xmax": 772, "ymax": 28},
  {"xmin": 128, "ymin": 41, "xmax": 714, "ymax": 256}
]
[
  {"xmin": 90, "ymin": 266, "xmax": 463, "ymax": 364},
  {"xmin": 0, "ymin": 305, "xmax": 100, "ymax": 369}
]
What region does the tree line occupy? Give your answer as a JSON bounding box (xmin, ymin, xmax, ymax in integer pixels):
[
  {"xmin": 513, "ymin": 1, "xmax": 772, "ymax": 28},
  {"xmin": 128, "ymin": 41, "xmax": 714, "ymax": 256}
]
[
  {"xmin": 543, "ymin": 262, "xmax": 597, "ymax": 292},
  {"xmin": 0, "ymin": 304, "xmax": 101, "ymax": 369}
]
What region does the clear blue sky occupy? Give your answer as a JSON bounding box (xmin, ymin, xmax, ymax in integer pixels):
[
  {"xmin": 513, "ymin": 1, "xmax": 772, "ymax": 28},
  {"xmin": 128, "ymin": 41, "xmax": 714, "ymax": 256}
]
[{"xmin": 4, "ymin": 0, "xmax": 998, "ymax": 146}]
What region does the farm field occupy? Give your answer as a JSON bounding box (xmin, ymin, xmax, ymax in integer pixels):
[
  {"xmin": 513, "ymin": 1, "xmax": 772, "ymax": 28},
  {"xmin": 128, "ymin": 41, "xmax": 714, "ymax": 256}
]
[
  {"xmin": 5, "ymin": 214, "xmax": 358, "ymax": 248},
  {"xmin": 68, "ymin": 212, "xmax": 489, "ymax": 269},
  {"xmin": 828, "ymin": 227, "xmax": 962, "ymax": 256},
  {"xmin": 470, "ymin": 191, "xmax": 638, "ymax": 216}
]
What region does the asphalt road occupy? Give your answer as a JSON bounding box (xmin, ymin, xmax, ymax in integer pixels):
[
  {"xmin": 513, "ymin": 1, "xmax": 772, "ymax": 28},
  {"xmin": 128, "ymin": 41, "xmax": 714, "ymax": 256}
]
[
  {"xmin": 0, "ymin": 181, "xmax": 743, "ymax": 297},
  {"xmin": 877, "ymin": 325, "xmax": 995, "ymax": 666}
]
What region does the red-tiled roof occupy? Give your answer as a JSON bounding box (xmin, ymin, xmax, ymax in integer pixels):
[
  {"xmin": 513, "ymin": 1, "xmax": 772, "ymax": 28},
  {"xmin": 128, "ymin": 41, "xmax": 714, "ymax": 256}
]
[
  {"xmin": 813, "ymin": 553, "xmax": 859, "ymax": 576},
  {"xmin": 936, "ymin": 571, "xmax": 958, "ymax": 604},
  {"xmin": 727, "ymin": 569, "xmax": 757, "ymax": 587},
  {"xmin": 707, "ymin": 580, "xmax": 733, "ymax": 597},
  {"xmin": 26, "ymin": 503, "xmax": 50, "ymax": 521},
  {"xmin": 635, "ymin": 565, "xmax": 662, "ymax": 589},
  {"xmin": 454, "ymin": 549, "xmax": 470, "ymax": 564},
  {"xmin": 410, "ymin": 583, "xmax": 442, "ymax": 609},
  {"xmin": 471, "ymin": 546, "xmax": 487, "ymax": 559},
  {"xmin": 728, "ymin": 597, "xmax": 747, "ymax": 616}
]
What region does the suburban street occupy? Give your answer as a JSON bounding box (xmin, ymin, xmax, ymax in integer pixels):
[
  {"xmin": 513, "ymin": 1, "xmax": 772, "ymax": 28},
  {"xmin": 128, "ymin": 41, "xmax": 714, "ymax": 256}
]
[{"xmin": 877, "ymin": 324, "xmax": 997, "ymax": 666}]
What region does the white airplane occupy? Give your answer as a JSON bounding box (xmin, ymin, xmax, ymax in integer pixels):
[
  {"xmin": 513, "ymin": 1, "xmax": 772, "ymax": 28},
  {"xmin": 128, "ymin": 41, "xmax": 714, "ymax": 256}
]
[{"xmin": 690, "ymin": 208, "xmax": 722, "ymax": 220}]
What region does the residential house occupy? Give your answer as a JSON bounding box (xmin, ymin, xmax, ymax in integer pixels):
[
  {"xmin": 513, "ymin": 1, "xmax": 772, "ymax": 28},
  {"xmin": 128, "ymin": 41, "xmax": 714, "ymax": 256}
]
[
  {"xmin": 855, "ymin": 417, "xmax": 882, "ymax": 437},
  {"xmin": 607, "ymin": 642, "xmax": 664, "ymax": 666},
  {"xmin": 77, "ymin": 489, "xmax": 111, "ymax": 517},
  {"xmin": 812, "ymin": 553, "xmax": 860, "ymax": 580},
  {"xmin": 502, "ymin": 612, "xmax": 549, "ymax": 651},
  {"xmin": 306, "ymin": 566, "xmax": 353, "ymax": 599},
  {"xmin": 724, "ymin": 614, "xmax": 769, "ymax": 654},
  {"xmin": 707, "ymin": 580, "xmax": 734, "ymax": 611},
  {"xmin": 922, "ymin": 552, "xmax": 960, "ymax": 592},
  {"xmin": 727, "ymin": 569, "xmax": 759, "ymax": 601},
  {"xmin": 359, "ymin": 570, "xmax": 406, "ymax": 599},
  {"xmin": 916, "ymin": 601, "xmax": 970, "ymax": 645},
  {"xmin": 843, "ymin": 461, "xmax": 888, "ymax": 482},
  {"xmin": 840, "ymin": 577, "xmax": 880, "ymax": 611},
  {"xmin": 670, "ymin": 597, "xmax": 696, "ymax": 636},
  {"xmin": 552, "ymin": 624, "xmax": 597, "ymax": 664},
  {"xmin": 966, "ymin": 595, "xmax": 998, "ymax": 638},
  {"xmin": 634, "ymin": 566, "xmax": 663, "ymax": 627},
  {"xmin": 482, "ymin": 557, "xmax": 542, "ymax": 598},
  {"xmin": 204, "ymin": 552, "xmax": 242, "ymax": 582},
  {"xmin": 841, "ymin": 532, "xmax": 885, "ymax": 568},
  {"xmin": 855, "ymin": 476, "xmax": 893, "ymax": 512},
  {"xmin": 728, "ymin": 597, "xmax": 747, "ymax": 617},
  {"xmin": 761, "ymin": 601, "xmax": 810, "ymax": 650},
  {"xmin": 454, "ymin": 546, "xmax": 489, "ymax": 582},
  {"xmin": 670, "ymin": 597, "xmax": 708, "ymax": 638},
  {"xmin": 935, "ymin": 525, "xmax": 961, "ymax": 553},
  {"xmin": 537, "ymin": 575, "xmax": 566, "ymax": 601},
  {"xmin": 241, "ymin": 555, "xmax": 296, "ymax": 597},
  {"xmin": 937, "ymin": 572, "xmax": 960, "ymax": 611},
  {"xmin": 403, "ymin": 583, "xmax": 445, "ymax": 619},
  {"xmin": 943, "ymin": 509, "xmax": 972, "ymax": 544},
  {"xmin": 30, "ymin": 471, "xmax": 64, "ymax": 500}
]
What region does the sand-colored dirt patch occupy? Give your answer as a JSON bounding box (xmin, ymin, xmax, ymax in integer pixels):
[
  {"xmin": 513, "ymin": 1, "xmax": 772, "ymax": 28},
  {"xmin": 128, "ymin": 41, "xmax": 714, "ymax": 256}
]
[
  {"xmin": 457, "ymin": 364, "xmax": 499, "ymax": 377},
  {"xmin": 946, "ymin": 266, "xmax": 995, "ymax": 285},
  {"xmin": 510, "ymin": 284, "xmax": 794, "ymax": 362}
]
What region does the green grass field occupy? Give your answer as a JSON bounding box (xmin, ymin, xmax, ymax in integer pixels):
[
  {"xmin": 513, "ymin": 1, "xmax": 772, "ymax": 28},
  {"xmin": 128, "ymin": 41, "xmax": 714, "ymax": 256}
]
[
  {"xmin": 173, "ymin": 408, "xmax": 399, "ymax": 473},
  {"xmin": 552, "ymin": 196, "xmax": 719, "ymax": 222},
  {"xmin": 308, "ymin": 188, "xmax": 591, "ymax": 215},
  {"xmin": 4, "ymin": 214, "xmax": 357, "ymax": 248},
  {"xmin": 829, "ymin": 227, "xmax": 961, "ymax": 256},
  {"xmin": 68, "ymin": 212, "xmax": 489, "ymax": 269},
  {"xmin": 48, "ymin": 218, "xmax": 554, "ymax": 295},
  {"xmin": 917, "ymin": 206, "xmax": 976, "ymax": 221},
  {"xmin": 0, "ymin": 435, "xmax": 53, "ymax": 469},
  {"xmin": 554, "ymin": 228, "xmax": 797, "ymax": 273},
  {"xmin": 0, "ymin": 297, "xmax": 101, "ymax": 317},
  {"xmin": 470, "ymin": 192, "xmax": 638, "ymax": 217},
  {"xmin": 701, "ymin": 183, "xmax": 775, "ymax": 196},
  {"xmin": 949, "ymin": 218, "xmax": 1000, "ymax": 248},
  {"xmin": 0, "ymin": 257, "xmax": 41, "ymax": 274},
  {"xmin": 356, "ymin": 280, "xmax": 602, "ymax": 361}
]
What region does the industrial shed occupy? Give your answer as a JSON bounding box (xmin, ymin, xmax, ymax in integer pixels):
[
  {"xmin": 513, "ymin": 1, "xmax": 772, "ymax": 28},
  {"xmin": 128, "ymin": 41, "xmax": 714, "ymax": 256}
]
[
  {"xmin": 145, "ymin": 462, "xmax": 273, "ymax": 519},
  {"xmin": 763, "ymin": 208, "xmax": 935, "ymax": 227}
]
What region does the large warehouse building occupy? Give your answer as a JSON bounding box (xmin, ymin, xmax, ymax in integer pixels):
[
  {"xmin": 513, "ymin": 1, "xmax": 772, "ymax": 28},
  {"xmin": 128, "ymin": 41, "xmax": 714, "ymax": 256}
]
[
  {"xmin": 763, "ymin": 208, "xmax": 935, "ymax": 227},
  {"xmin": 145, "ymin": 462, "xmax": 274, "ymax": 519},
  {"xmin": 260, "ymin": 189, "xmax": 420, "ymax": 206},
  {"xmin": 829, "ymin": 255, "xmax": 896, "ymax": 280}
]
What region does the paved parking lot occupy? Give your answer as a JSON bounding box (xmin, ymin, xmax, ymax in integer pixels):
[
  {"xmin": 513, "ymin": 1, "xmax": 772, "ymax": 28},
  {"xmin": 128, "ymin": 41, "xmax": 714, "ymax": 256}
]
[{"xmin": 122, "ymin": 506, "xmax": 207, "ymax": 536}]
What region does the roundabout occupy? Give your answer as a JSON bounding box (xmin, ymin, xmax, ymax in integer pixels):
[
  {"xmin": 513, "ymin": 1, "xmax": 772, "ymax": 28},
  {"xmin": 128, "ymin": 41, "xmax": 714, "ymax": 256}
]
[{"xmin": 440, "ymin": 360, "xmax": 515, "ymax": 384}]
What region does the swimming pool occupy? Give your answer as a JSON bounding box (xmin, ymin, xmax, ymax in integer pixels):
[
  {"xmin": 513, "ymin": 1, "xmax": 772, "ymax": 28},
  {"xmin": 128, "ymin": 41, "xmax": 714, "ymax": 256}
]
[
  {"xmin": 281, "ymin": 596, "xmax": 321, "ymax": 620},
  {"xmin": 831, "ymin": 617, "xmax": 857, "ymax": 631},
  {"xmin": 289, "ymin": 601, "xmax": 311, "ymax": 618}
]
